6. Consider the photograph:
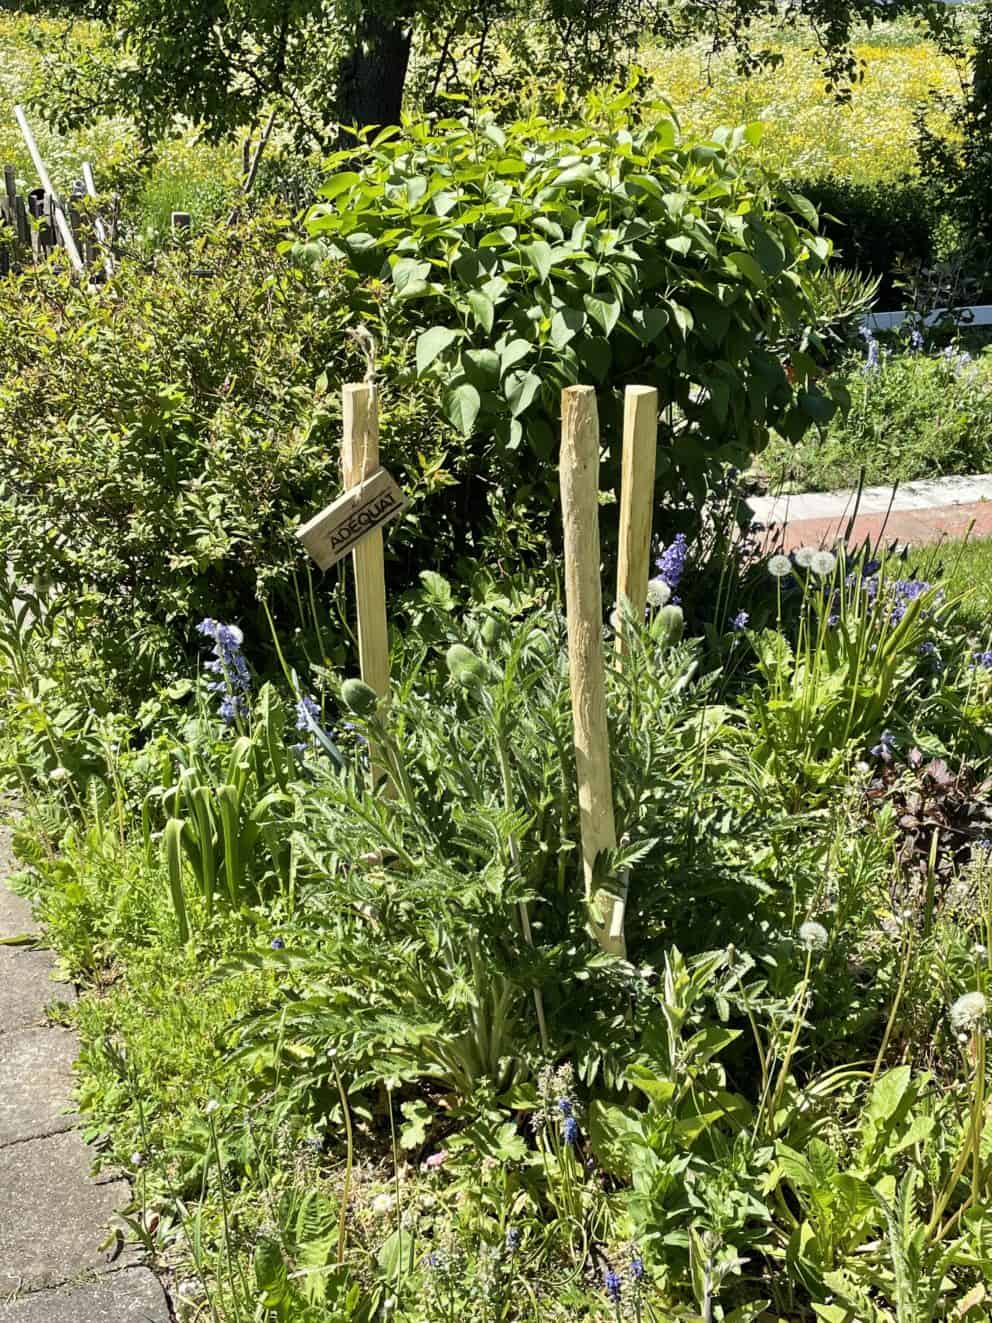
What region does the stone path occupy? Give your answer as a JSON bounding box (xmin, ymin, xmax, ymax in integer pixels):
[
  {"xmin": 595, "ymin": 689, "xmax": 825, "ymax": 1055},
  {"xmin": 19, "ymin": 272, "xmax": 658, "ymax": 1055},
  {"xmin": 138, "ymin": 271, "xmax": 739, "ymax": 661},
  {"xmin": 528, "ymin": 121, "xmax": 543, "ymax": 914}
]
[
  {"xmin": 0, "ymin": 823, "xmax": 171, "ymax": 1321},
  {"xmin": 748, "ymin": 472, "xmax": 992, "ymax": 553}
]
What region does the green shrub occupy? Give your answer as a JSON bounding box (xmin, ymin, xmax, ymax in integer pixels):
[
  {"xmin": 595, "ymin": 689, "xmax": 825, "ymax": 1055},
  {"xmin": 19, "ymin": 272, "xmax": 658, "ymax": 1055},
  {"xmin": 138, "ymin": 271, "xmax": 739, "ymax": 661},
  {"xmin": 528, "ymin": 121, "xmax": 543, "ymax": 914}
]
[
  {"xmin": 793, "ymin": 175, "xmax": 938, "ymax": 303},
  {"xmin": 302, "ymin": 93, "xmax": 849, "ymax": 509},
  {"xmin": 0, "ymin": 215, "xmax": 493, "ymax": 695}
]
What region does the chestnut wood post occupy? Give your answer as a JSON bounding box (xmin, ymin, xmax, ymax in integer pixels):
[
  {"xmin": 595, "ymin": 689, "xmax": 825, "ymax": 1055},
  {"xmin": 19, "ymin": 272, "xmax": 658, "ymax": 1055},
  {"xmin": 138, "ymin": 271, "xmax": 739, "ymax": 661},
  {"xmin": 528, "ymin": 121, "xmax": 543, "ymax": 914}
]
[
  {"xmin": 560, "ymin": 386, "xmax": 625, "ymax": 958},
  {"xmin": 615, "ymin": 385, "xmax": 658, "ymax": 663},
  {"xmin": 341, "ymin": 383, "xmax": 390, "ymax": 702}
]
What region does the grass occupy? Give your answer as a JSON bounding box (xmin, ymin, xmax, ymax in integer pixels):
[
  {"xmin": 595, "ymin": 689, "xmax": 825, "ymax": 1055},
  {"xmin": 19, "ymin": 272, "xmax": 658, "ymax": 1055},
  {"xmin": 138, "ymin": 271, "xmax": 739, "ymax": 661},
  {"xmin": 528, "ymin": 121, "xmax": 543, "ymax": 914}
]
[{"xmin": 931, "ymin": 536, "xmax": 992, "ymax": 633}]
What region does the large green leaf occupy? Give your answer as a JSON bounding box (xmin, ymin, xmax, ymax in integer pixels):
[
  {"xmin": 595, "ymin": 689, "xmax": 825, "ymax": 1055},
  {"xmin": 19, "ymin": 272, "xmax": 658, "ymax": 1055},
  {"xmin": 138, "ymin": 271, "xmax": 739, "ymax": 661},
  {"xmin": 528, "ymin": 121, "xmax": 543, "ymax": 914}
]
[
  {"xmin": 416, "ymin": 326, "xmax": 459, "ymax": 376},
  {"xmin": 444, "ymin": 381, "xmax": 481, "ymax": 434}
]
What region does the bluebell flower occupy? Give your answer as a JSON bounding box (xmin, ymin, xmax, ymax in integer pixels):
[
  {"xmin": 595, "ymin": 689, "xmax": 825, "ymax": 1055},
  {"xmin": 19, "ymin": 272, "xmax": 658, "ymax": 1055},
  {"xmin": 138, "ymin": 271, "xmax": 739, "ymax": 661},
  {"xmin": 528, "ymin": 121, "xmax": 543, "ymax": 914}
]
[
  {"xmin": 862, "ymin": 331, "xmax": 880, "ymax": 374},
  {"xmin": 909, "ymin": 329, "xmax": 924, "ymax": 353},
  {"xmin": 731, "ymin": 610, "xmax": 749, "ymax": 632},
  {"xmin": 604, "ymin": 1269, "xmax": 622, "ymax": 1304},
  {"xmin": 505, "ymin": 1227, "xmax": 520, "ymax": 1253},
  {"xmin": 270, "ymin": 937, "xmax": 285, "ymax": 950},
  {"xmin": 655, "ymin": 533, "xmax": 688, "ymax": 591},
  {"xmin": 976, "ymin": 838, "xmax": 992, "ymax": 851},
  {"xmin": 557, "ymin": 1097, "xmax": 573, "ymax": 1117},
  {"xmin": 870, "ymin": 730, "xmax": 897, "ymax": 762},
  {"xmin": 630, "ymin": 1257, "xmax": 645, "ymax": 1282},
  {"xmin": 973, "ymin": 650, "xmax": 992, "ymax": 670},
  {"xmin": 198, "ymin": 618, "xmax": 251, "ymax": 723},
  {"xmin": 296, "ymin": 694, "xmax": 321, "ymax": 732},
  {"xmin": 919, "ymin": 641, "xmax": 943, "ymax": 673},
  {"xmin": 890, "ymin": 580, "xmax": 936, "ymax": 624},
  {"xmin": 425, "ymin": 1251, "xmax": 440, "ymax": 1269},
  {"xmin": 862, "ymin": 559, "xmax": 881, "ymax": 577},
  {"xmin": 562, "ymin": 1115, "xmax": 579, "ymax": 1146}
]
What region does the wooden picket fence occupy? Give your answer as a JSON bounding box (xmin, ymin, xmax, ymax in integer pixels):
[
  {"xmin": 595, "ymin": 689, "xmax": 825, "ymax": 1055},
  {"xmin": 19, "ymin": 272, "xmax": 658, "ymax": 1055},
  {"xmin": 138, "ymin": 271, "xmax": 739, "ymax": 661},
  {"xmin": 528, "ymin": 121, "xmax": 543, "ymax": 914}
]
[{"xmin": 0, "ymin": 162, "xmax": 119, "ymax": 277}]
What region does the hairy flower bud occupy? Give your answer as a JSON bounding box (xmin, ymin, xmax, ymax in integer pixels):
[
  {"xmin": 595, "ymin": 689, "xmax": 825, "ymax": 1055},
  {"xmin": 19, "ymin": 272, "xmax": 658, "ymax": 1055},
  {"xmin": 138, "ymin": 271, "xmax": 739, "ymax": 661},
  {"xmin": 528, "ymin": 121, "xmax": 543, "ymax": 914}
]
[
  {"xmin": 341, "ymin": 678, "xmax": 379, "ymax": 716},
  {"xmin": 653, "ymin": 604, "xmax": 684, "ymax": 646},
  {"xmin": 446, "ymin": 643, "xmax": 487, "ymax": 688},
  {"xmin": 480, "ymin": 615, "xmax": 507, "ymax": 647}
]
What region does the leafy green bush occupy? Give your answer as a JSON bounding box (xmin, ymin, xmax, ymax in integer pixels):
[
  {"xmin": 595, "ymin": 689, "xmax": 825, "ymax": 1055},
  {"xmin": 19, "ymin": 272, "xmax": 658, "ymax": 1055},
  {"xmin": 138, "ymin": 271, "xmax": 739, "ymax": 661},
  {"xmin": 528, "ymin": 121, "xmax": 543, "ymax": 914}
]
[
  {"xmin": 764, "ymin": 341, "xmax": 992, "ymax": 491},
  {"xmin": 0, "ymin": 215, "xmax": 491, "ymax": 695},
  {"xmin": 794, "ymin": 175, "xmax": 938, "ymax": 302},
  {"xmin": 303, "ymin": 94, "xmax": 847, "ymax": 506}
]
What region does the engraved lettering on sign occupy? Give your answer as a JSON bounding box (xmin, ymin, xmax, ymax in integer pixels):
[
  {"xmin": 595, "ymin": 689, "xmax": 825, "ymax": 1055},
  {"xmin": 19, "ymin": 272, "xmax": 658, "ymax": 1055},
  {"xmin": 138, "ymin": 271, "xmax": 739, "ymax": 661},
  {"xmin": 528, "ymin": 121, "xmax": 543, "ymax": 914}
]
[{"xmin": 297, "ymin": 466, "xmax": 407, "ymax": 571}]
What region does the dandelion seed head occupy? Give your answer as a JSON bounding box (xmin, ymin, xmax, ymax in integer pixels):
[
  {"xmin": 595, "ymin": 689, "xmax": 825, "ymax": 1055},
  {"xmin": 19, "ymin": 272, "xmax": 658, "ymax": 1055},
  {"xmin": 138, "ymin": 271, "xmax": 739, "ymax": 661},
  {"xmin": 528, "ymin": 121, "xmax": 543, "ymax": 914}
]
[
  {"xmin": 768, "ymin": 554, "xmax": 792, "ymax": 578},
  {"xmin": 799, "ymin": 921, "xmax": 829, "ymax": 951},
  {"xmin": 950, "ymin": 991, "xmax": 988, "ymax": 1033}
]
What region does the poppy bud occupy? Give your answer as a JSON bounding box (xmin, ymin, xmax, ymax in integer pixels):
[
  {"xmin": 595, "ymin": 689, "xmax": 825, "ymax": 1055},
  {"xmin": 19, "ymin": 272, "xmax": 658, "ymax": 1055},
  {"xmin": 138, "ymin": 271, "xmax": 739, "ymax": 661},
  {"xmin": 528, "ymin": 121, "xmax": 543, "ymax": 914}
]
[
  {"xmin": 654, "ymin": 604, "xmax": 684, "ymax": 646},
  {"xmin": 341, "ymin": 678, "xmax": 379, "ymax": 716},
  {"xmin": 446, "ymin": 643, "xmax": 487, "ymax": 688}
]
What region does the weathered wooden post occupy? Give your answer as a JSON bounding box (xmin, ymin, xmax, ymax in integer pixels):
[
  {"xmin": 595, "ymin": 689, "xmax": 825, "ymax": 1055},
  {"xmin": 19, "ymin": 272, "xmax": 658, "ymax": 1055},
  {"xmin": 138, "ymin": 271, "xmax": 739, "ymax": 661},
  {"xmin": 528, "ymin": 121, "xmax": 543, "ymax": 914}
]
[
  {"xmin": 340, "ymin": 384, "xmax": 390, "ymax": 704},
  {"xmin": 171, "ymin": 211, "xmax": 192, "ymax": 235},
  {"xmin": 614, "ymin": 385, "xmax": 659, "ymax": 662},
  {"xmin": 296, "ymin": 382, "xmax": 406, "ymax": 786},
  {"xmin": 560, "ymin": 385, "xmax": 625, "ymax": 958},
  {"xmin": 13, "ymin": 105, "xmax": 84, "ymax": 274}
]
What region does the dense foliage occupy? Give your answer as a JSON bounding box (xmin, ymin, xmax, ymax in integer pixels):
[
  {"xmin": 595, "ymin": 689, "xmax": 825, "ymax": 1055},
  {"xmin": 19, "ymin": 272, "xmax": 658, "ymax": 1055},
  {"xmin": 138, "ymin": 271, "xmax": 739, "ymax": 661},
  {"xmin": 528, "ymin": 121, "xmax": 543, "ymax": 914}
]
[
  {"xmin": 5, "ymin": 535, "xmax": 992, "ymax": 1320},
  {"xmin": 304, "ymin": 98, "xmax": 848, "ymax": 505}
]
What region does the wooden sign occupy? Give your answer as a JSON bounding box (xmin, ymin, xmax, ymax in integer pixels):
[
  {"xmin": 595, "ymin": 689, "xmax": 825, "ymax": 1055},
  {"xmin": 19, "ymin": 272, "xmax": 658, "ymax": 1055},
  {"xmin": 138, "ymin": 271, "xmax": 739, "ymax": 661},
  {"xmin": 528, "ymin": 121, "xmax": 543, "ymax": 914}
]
[{"xmin": 297, "ymin": 465, "xmax": 406, "ymax": 571}]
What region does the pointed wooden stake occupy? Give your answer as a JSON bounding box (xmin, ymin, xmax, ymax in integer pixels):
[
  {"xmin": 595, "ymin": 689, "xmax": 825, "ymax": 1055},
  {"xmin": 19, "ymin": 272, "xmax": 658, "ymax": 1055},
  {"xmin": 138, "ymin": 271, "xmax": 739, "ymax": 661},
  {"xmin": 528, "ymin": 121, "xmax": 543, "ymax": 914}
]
[
  {"xmin": 615, "ymin": 385, "xmax": 658, "ymax": 664},
  {"xmin": 341, "ymin": 383, "xmax": 390, "ymax": 703},
  {"xmin": 560, "ymin": 386, "xmax": 624, "ymax": 958}
]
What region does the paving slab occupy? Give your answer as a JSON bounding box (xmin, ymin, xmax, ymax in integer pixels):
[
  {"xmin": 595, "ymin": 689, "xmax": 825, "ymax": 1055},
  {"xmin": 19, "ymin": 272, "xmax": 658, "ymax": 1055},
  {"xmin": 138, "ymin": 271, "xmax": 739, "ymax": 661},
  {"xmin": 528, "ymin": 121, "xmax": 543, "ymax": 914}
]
[
  {"xmin": 0, "ymin": 946, "xmax": 74, "ymax": 1036},
  {"xmin": 0, "ymin": 1028, "xmax": 78, "ymax": 1147},
  {"xmin": 0, "ymin": 833, "xmax": 37, "ymax": 940},
  {"xmin": 0, "ymin": 1130, "xmax": 135, "ymax": 1293},
  {"xmin": 0, "ymin": 1267, "xmax": 170, "ymax": 1322}
]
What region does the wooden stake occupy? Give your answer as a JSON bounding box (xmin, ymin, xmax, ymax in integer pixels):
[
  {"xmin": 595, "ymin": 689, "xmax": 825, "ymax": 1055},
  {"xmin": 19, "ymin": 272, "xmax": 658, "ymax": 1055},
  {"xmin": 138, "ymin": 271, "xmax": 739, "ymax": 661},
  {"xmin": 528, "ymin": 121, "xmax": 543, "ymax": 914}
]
[
  {"xmin": 341, "ymin": 383, "xmax": 390, "ymax": 703},
  {"xmin": 615, "ymin": 385, "xmax": 659, "ymax": 663},
  {"xmin": 81, "ymin": 162, "xmax": 115, "ymax": 279},
  {"xmin": 560, "ymin": 386, "xmax": 624, "ymax": 958},
  {"xmin": 13, "ymin": 105, "xmax": 84, "ymax": 274}
]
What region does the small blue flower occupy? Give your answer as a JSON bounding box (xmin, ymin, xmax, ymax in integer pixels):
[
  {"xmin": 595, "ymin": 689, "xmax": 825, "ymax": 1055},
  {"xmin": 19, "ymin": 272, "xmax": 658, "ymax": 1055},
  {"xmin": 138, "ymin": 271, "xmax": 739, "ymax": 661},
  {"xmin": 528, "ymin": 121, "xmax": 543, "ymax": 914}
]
[
  {"xmin": 655, "ymin": 533, "xmax": 688, "ymax": 591},
  {"xmin": 909, "ymin": 328, "xmax": 924, "ymax": 353},
  {"xmin": 505, "ymin": 1227, "xmax": 520, "ymax": 1253},
  {"xmin": 731, "ymin": 610, "xmax": 749, "ymax": 632},
  {"xmin": 556, "ymin": 1097, "xmax": 573, "ymax": 1118},
  {"xmin": 425, "ymin": 1251, "xmax": 440, "ymax": 1269},
  {"xmin": 630, "ymin": 1256, "xmax": 645, "ymax": 1282},
  {"xmin": 976, "ymin": 838, "xmax": 992, "ymax": 851},
  {"xmin": 270, "ymin": 937, "xmax": 285, "ymax": 950},
  {"xmin": 562, "ymin": 1115, "xmax": 579, "ymax": 1147},
  {"xmin": 870, "ymin": 730, "xmax": 897, "ymax": 762},
  {"xmin": 295, "ymin": 694, "xmax": 321, "ymax": 732},
  {"xmin": 604, "ymin": 1269, "xmax": 622, "ymax": 1304},
  {"xmin": 973, "ymin": 650, "xmax": 992, "ymax": 670}
]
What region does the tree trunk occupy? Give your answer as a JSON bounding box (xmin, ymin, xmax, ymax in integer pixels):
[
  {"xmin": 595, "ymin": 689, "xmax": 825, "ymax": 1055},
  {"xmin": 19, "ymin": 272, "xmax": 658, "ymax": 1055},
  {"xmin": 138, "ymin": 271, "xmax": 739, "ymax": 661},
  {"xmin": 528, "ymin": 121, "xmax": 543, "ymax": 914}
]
[{"xmin": 335, "ymin": 12, "xmax": 413, "ymax": 142}]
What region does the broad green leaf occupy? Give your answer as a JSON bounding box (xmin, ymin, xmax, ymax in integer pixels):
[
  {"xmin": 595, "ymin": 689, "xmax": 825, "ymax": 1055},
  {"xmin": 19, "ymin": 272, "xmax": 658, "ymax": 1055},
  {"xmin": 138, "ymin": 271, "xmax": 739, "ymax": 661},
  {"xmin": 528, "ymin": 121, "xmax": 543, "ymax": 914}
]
[
  {"xmin": 444, "ymin": 382, "xmax": 481, "ymax": 435},
  {"xmin": 523, "ymin": 240, "xmax": 553, "ymax": 283},
  {"xmin": 550, "ymin": 306, "xmax": 585, "ymax": 349},
  {"xmin": 505, "ymin": 370, "xmax": 541, "ymax": 417},
  {"xmin": 463, "ymin": 348, "xmax": 500, "ymax": 383},
  {"xmin": 467, "ymin": 289, "xmax": 495, "ymax": 334},
  {"xmin": 583, "ymin": 292, "xmax": 621, "ymax": 337},
  {"xmin": 416, "ymin": 326, "xmax": 459, "ymax": 376},
  {"xmin": 726, "ymin": 251, "xmax": 767, "ymax": 286},
  {"xmin": 391, "ymin": 257, "xmax": 431, "ymax": 292},
  {"xmin": 498, "ymin": 338, "xmax": 531, "ymax": 375},
  {"xmin": 666, "ymin": 234, "xmax": 692, "ymax": 256}
]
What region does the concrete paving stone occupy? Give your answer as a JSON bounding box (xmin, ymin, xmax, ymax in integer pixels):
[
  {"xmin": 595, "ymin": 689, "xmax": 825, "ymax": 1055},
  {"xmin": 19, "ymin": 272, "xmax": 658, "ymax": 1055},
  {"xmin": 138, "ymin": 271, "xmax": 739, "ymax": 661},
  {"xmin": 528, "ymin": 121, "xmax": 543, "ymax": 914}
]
[
  {"xmin": 0, "ymin": 947, "xmax": 74, "ymax": 1036},
  {"xmin": 0, "ymin": 1028, "xmax": 78, "ymax": 1147},
  {"xmin": 0, "ymin": 1131, "xmax": 136, "ymax": 1293},
  {"xmin": 748, "ymin": 472, "xmax": 992, "ymax": 528},
  {"xmin": 0, "ymin": 829, "xmax": 38, "ymax": 939},
  {"xmin": 0, "ymin": 1268, "xmax": 170, "ymax": 1322}
]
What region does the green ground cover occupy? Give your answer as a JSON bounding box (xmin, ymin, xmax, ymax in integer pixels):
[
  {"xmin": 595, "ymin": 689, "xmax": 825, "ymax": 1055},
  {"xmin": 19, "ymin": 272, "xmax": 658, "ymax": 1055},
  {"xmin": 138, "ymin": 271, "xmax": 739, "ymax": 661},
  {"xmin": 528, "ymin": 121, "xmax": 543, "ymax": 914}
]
[{"xmin": 763, "ymin": 337, "xmax": 992, "ymax": 492}]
